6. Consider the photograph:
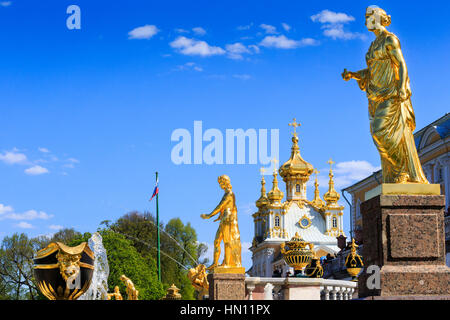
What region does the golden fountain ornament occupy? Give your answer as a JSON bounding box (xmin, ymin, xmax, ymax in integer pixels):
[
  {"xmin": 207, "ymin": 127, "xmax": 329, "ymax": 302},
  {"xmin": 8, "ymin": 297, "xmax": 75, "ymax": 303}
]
[
  {"xmin": 280, "ymin": 232, "xmax": 314, "ymax": 276},
  {"xmin": 201, "ymin": 175, "xmax": 245, "ymax": 274},
  {"xmin": 345, "ymin": 239, "xmax": 364, "ymax": 281},
  {"xmin": 33, "ymin": 242, "xmax": 94, "ymax": 300}
]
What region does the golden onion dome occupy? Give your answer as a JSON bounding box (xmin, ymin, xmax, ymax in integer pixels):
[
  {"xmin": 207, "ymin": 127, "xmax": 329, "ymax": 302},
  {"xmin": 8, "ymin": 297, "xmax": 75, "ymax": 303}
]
[
  {"xmin": 255, "ymin": 176, "xmax": 269, "ymax": 208},
  {"xmin": 323, "ymin": 158, "xmax": 340, "ymax": 206},
  {"xmin": 279, "ymin": 135, "xmax": 314, "ymax": 180},
  {"xmin": 268, "ymin": 171, "xmax": 284, "ymax": 203}
]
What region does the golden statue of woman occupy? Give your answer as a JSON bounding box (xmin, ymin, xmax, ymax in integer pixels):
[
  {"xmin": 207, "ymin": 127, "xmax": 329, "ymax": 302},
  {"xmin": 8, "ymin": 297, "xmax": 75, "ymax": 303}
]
[
  {"xmin": 201, "ymin": 175, "xmax": 244, "ymax": 273},
  {"xmin": 342, "ymin": 6, "xmax": 428, "ymax": 184}
]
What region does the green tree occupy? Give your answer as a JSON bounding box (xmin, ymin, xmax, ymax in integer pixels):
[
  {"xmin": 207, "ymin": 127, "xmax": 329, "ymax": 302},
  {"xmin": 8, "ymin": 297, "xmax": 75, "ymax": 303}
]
[
  {"xmin": 0, "ymin": 233, "xmax": 40, "ymax": 300},
  {"xmin": 110, "ymin": 212, "xmax": 208, "ymax": 300},
  {"xmin": 163, "ymin": 218, "xmax": 202, "ymax": 300},
  {"xmin": 99, "ymin": 229, "xmax": 164, "ymax": 300}
]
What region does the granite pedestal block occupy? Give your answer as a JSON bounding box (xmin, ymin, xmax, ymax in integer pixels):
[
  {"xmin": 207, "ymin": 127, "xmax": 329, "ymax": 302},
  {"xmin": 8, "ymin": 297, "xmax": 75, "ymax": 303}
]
[
  {"xmin": 358, "ymin": 194, "xmax": 450, "ymax": 298},
  {"xmin": 207, "ymin": 273, "xmax": 245, "ymax": 300}
]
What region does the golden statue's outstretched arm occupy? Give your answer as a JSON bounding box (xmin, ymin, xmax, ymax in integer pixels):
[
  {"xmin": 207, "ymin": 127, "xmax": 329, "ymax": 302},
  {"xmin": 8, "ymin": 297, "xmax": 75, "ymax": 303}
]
[{"xmin": 200, "ymin": 193, "xmax": 229, "ymax": 221}]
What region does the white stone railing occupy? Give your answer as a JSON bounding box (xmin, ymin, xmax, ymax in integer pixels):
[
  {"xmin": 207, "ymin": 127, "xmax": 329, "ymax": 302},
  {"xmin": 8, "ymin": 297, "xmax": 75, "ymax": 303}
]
[{"xmin": 245, "ymin": 277, "xmax": 357, "ymax": 300}]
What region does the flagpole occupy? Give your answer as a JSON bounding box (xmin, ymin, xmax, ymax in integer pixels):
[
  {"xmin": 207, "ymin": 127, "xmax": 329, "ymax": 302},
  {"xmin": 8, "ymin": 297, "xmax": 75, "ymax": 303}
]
[{"xmin": 156, "ymin": 171, "xmax": 161, "ymax": 282}]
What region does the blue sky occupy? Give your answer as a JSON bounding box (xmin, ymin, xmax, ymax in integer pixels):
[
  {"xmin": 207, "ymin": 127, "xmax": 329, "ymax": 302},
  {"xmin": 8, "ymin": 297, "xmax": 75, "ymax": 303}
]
[{"xmin": 0, "ymin": 0, "xmax": 449, "ymax": 269}]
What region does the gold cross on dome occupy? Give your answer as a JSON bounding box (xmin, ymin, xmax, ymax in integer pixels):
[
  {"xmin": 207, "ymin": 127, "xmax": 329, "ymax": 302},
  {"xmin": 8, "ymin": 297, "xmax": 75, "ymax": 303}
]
[
  {"xmin": 327, "ymin": 158, "xmax": 335, "ymax": 170},
  {"xmin": 288, "ymin": 118, "xmax": 301, "ymax": 136},
  {"xmin": 271, "ymin": 158, "xmax": 279, "ymax": 173},
  {"xmin": 260, "ymin": 167, "xmax": 266, "ymax": 175},
  {"xmin": 313, "ymin": 169, "xmax": 319, "ymax": 176}
]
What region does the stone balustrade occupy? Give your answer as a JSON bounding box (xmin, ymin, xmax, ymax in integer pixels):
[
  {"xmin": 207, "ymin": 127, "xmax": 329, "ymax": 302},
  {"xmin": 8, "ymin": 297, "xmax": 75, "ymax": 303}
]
[{"xmin": 245, "ymin": 277, "xmax": 357, "ymax": 300}]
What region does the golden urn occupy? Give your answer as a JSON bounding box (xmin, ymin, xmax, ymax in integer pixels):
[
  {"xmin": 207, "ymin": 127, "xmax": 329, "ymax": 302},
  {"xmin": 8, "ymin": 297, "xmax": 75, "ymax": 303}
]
[
  {"xmin": 33, "ymin": 242, "xmax": 94, "ymax": 300},
  {"xmin": 345, "ymin": 239, "xmax": 364, "ymax": 281},
  {"xmin": 280, "ymin": 233, "xmax": 314, "ymax": 273}
]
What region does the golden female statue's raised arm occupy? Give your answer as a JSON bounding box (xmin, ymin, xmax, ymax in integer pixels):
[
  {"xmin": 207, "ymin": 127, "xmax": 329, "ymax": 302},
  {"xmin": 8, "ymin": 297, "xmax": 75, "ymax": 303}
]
[
  {"xmin": 201, "ymin": 175, "xmax": 244, "ymax": 274},
  {"xmin": 342, "ymin": 6, "xmax": 428, "ymax": 184}
]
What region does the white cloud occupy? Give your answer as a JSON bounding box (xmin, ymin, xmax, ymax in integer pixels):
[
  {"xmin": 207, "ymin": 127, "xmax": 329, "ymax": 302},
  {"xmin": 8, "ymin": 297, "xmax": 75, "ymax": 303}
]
[
  {"xmin": 170, "ymin": 36, "xmax": 226, "ymax": 57},
  {"xmin": 38, "ymin": 147, "xmax": 50, "ymax": 153},
  {"xmin": 322, "ymin": 24, "xmax": 366, "ymax": 40},
  {"xmin": 128, "ymin": 25, "xmax": 160, "ymax": 40},
  {"xmin": 4, "ymin": 209, "xmax": 53, "ymax": 221},
  {"xmin": 281, "ymin": 23, "xmax": 291, "ymax": 31},
  {"xmin": 25, "ymin": 165, "xmax": 49, "ymax": 175},
  {"xmin": 192, "ymin": 27, "xmax": 206, "ymax": 36},
  {"xmin": 67, "ymin": 158, "xmax": 80, "ymax": 163},
  {"xmin": 0, "ymin": 204, "xmax": 13, "ymax": 215},
  {"xmin": 0, "ymin": 150, "xmax": 27, "ymax": 164},
  {"xmin": 225, "ymin": 42, "xmax": 251, "ymax": 60},
  {"xmin": 0, "ymin": 1, "xmax": 11, "ymax": 7},
  {"xmin": 16, "ymin": 222, "xmax": 33, "ymax": 229},
  {"xmin": 49, "ymin": 225, "xmax": 63, "ymax": 230},
  {"xmin": 0, "ymin": 204, "xmax": 54, "ymax": 223},
  {"xmin": 311, "ymin": 10, "xmax": 365, "ymax": 41},
  {"xmin": 311, "ymin": 10, "xmax": 355, "ymax": 24},
  {"xmin": 174, "ymin": 62, "xmax": 203, "ymax": 72},
  {"xmin": 311, "ymin": 160, "xmax": 380, "ymax": 189},
  {"xmin": 260, "ymin": 23, "xmax": 277, "ymax": 34},
  {"xmin": 259, "ymin": 35, "xmax": 319, "ymax": 49}
]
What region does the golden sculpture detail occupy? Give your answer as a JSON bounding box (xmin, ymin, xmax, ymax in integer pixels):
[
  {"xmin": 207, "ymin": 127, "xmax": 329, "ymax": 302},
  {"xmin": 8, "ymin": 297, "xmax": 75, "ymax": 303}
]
[
  {"xmin": 107, "ymin": 286, "xmax": 123, "ymax": 300},
  {"xmin": 187, "ymin": 264, "xmax": 209, "ymax": 299},
  {"xmin": 33, "ymin": 242, "xmax": 94, "ymax": 300},
  {"xmin": 201, "ymin": 175, "xmax": 244, "ymax": 274},
  {"xmin": 342, "ymin": 6, "xmax": 428, "ymax": 184},
  {"xmin": 120, "ymin": 274, "xmax": 139, "ymax": 300},
  {"xmin": 280, "ymin": 232, "xmax": 314, "ymax": 274},
  {"xmin": 163, "ymin": 284, "xmax": 182, "ymax": 300},
  {"xmin": 345, "ymin": 239, "xmax": 364, "ymax": 281}
]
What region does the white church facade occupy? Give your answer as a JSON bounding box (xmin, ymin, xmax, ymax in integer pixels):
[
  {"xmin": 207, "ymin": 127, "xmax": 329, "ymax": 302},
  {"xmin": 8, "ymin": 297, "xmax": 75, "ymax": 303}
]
[{"xmin": 249, "ymin": 120, "xmax": 345, "ymax": 277}]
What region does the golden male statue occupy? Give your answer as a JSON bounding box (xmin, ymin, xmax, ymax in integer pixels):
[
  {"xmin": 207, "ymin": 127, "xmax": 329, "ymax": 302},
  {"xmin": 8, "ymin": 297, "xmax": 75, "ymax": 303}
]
[
  {"xmin": 201, "ymin": 175, "xmax": 243, "ymax": 273},
  {"xmin": 342, "ymin": 6, "xmax": 428, "ymax": 184},
  {"xmin": 120, "ymin": 274, "xmax": 139, "ymax": 300},
  {"xmin": 187, "ymin": 264, "xmax": 209, "ymax": 299},
  {"xmin": 107, "ymin": 286, "xmax": 123, "ymax": 300}
]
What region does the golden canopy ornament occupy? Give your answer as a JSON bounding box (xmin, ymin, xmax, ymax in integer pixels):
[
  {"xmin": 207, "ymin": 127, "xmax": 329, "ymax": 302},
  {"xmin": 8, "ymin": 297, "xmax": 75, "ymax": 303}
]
[
  {"xmin": 200, "ymin": 175, "xmax": 245, "ymax": 274},
  {"xmin": 342, "ymin": 6, "xmax": 429, "ymax": 185}
]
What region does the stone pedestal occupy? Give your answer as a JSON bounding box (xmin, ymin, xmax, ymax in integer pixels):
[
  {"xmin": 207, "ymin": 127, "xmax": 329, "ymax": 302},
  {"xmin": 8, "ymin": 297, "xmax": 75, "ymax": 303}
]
[
  {"xmin": 207, "ymin": 273, "xmax": 245, "ymax": 300},
  {"xmin": 358, "ymin": 194, "xmax": 450, "ymax": 298}
]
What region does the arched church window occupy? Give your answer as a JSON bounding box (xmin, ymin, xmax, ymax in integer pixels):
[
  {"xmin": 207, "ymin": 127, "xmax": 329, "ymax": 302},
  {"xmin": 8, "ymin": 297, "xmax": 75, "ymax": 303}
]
[
  {"xmin": 296, "ymin": 184, "xmax": 301, "ymax": 193},
  {"xmin": 332, "ymin": 217, "xmax": 337, "ymax": 228},
  {"xmin": 275, "ymin": 215, "xmax": 280, "ymax": 227}
]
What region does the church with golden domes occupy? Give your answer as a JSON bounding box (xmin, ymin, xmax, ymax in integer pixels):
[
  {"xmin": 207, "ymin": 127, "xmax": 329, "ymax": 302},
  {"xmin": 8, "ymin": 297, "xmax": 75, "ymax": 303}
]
[{"xmin": 249, "ymin": 119, "xmax": 345, "ymax": 277}]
